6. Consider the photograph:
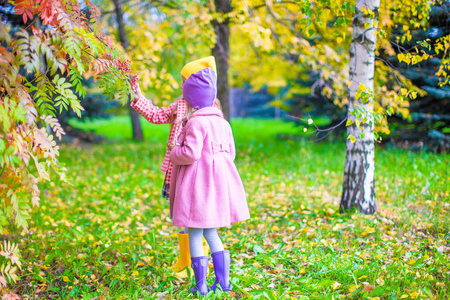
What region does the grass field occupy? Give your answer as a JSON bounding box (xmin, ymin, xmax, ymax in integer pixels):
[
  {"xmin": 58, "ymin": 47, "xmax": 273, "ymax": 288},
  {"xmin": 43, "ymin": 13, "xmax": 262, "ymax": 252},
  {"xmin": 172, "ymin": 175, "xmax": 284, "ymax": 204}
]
[{"xmin": 15, "ymin": 116, "xmax": 450, "ymax": 299}]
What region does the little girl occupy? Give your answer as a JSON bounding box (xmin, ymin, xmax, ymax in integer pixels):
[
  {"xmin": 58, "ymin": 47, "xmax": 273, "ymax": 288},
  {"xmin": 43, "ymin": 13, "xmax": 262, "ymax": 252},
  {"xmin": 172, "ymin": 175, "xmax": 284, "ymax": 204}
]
[
  {"xmin": 130, "ymin": 70, "xmax": 211, "ymax": 277},
  {"xmin": 170, "ymin": 57, "xmax": 250, "ymax": 295}
]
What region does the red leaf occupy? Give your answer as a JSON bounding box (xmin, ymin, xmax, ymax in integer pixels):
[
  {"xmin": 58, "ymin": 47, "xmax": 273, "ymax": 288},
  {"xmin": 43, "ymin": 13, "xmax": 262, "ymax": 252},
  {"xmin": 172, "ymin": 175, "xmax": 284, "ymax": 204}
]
[
  {"xmin": 14, "ymin": 0, "xmax": 35, "ymax": 23},
  {"xmin": 31, "ymin": 25, "xmax": 41, "ymax": 36},
  {"xmin": 361, "ymin": 285, "xmax": 376, "ymax": 292},
  {"xmin": 26, "ymin": 9, "xmax": 33, "ymax": 19},
  {"xmin": 38, "ymin": 0, "xmax": 60, "ymax": 26}
]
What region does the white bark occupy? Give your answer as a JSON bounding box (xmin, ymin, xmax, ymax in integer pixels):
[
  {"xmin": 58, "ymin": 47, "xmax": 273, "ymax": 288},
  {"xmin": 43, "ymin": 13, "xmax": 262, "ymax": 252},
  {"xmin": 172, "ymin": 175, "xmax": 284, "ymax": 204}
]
[{"xmin": 341, "ymin": 0, "xmax": 379, "ymax": 214}]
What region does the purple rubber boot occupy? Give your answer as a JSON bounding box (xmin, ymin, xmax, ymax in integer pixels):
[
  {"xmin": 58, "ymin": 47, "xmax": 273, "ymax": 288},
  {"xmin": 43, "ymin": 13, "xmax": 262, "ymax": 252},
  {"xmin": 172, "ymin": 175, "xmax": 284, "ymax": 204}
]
[
  {"xmin": 189, "ymin": 256, "xmax": 209, "ymax": 296},
  {"xmin": 210, "ymin": 250, "xmax": 232, "ymax": 292}
]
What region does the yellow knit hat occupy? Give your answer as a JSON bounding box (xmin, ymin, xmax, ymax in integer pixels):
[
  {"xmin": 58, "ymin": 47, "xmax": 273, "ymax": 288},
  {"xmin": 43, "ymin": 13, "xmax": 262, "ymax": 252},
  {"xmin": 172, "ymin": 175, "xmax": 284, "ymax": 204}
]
[{"xmin": 181, "ymin": 56, "xmax": 217, "ymax": 79}]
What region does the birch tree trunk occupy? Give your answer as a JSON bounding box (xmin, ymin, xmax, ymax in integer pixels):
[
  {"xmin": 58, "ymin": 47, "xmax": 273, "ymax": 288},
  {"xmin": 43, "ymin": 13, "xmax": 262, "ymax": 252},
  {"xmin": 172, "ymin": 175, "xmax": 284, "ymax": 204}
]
[
  {"xmin": 113, "ymin": 0, "xmax": 143, "ymax": 141},
  {"xmin": 212, "ymin": 0, "xmax": 231, "ymax": 121},
  {"xmin": 340, "ymin": 0, "xmax": 380, "ymax": 214}
]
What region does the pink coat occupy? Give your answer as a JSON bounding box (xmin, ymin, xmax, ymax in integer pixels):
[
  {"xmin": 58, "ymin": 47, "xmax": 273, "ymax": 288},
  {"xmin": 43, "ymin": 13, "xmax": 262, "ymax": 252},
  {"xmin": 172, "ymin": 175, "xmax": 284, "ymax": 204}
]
[{"xmin": 169, "ymin": 107, "xmax": 250, "ymax": 228}]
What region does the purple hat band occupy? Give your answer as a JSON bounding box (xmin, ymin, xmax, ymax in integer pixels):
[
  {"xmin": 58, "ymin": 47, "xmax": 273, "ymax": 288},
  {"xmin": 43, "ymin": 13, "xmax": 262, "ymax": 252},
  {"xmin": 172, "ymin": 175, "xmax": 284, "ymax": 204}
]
[{"xmin": 182, "ymin": 68, "xmax": 217, "ymax": 109}]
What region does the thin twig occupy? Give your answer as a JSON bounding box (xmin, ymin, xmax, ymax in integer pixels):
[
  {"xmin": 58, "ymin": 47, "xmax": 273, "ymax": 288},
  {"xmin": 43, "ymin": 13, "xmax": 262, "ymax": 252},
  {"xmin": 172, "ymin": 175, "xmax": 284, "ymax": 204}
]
[{"xmin": 286, "ymin": 114, "xmax": 348, "ymax": 142}]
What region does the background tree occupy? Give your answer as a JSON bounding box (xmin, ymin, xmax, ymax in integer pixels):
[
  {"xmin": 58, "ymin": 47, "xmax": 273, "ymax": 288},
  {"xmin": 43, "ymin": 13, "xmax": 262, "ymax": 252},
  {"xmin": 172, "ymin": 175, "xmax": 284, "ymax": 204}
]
[
  {"xmin": 211, "ymin": 0, "xmax": 232, "ymax": 121},
  {"xmin": 381, "ymin": 2, "xmax": 450, "ymax": 152},
  {"xmin": 112, "ymin": 0, "xmax": 143, "ymax": 140},
  {"xmin": 340, "ymin": 0, "xmax": 380, "ymax": 214}
]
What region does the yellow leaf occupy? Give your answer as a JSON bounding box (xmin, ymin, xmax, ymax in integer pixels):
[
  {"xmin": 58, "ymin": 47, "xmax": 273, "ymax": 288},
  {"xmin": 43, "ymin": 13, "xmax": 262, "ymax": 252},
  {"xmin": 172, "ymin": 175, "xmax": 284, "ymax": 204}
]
[
  {"xmin": 136, "ymin": 261, "xmax": 145, "ymax": 267},
  {"xmin": 63, "ymin": 276, "xmax": 70, "ymax": 282},
  {"xmin": 349, "ymin": 285, "xmax": 360, "ymax": 293},
  {"xmin": 132, "ymin": 271, "xmax": 139, "ymax": 276},
  {"xmin": 401, "ymin": 88, "xmax": 408, "ymax": 96},
  {"xmin": 401, "ymin": 108, "xmax": 410, "ymax": 118},
  {"xmin": 400, "ymin": 295, "xmax": 409, "ymax": 299}
]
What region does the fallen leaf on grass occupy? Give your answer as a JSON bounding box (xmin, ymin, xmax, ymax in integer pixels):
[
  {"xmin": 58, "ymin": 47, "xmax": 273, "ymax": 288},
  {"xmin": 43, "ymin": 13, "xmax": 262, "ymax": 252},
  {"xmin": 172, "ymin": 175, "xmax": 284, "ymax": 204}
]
[
  {"xmin": 349, "ymin": 285, "xmax": 360, "ymax": 293},
  {"xmin": 361, "ymin": 285, "xmax": 376, "ymax": 292},
  {"xmin": 331, "ymin": 281, "xmax": 341, "ymax": 290},
  {"xmin": 376, "ymin": 277, "xmax": 385, "ymax": 286},
  {"xmin": 437, "ymin": 246, "xmax": 449, "ymax": 253}
]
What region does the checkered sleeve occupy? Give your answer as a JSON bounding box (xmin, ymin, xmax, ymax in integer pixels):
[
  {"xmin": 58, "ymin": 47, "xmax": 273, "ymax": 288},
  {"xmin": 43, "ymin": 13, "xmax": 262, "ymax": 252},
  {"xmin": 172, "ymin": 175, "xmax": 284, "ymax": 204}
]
[{"xmin": 131, "ymin": 97, "xmax": 176, "ymax": 124}]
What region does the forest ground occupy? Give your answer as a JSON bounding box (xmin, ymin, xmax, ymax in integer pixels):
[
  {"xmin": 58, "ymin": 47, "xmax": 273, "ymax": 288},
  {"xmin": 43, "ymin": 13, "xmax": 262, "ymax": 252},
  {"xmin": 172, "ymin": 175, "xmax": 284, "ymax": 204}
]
[{"xmin": 15, "ymin": 117, "xmax": 450, "ymax": 299}]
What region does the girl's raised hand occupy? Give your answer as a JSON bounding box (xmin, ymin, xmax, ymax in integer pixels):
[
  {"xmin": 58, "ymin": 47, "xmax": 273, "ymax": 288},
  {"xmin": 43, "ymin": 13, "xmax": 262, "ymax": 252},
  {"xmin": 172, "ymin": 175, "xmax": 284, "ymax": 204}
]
[{"xmin": 130, "ymin": 74, "xmax": 143, "ymax": 102}]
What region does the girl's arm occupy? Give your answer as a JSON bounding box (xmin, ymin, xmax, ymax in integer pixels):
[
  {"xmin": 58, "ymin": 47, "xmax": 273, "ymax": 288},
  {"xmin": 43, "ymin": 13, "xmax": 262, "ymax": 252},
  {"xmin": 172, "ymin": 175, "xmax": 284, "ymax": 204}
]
[
  {"xmin": 131, "ymin": 97, "xmax": 176, "ymax": 125},
  {"xmin": 130, "ymin": 81, "xmax": 175, "ymax": 124},
  {"xmin": 170, "ymin": 120, "xmax": 204, "ymax": 165}
]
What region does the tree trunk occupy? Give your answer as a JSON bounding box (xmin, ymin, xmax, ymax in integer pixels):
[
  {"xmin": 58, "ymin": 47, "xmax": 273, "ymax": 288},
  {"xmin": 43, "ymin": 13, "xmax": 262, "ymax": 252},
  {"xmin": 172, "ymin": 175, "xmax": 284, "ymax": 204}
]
[
  {"xmin": 113, "ymin": 0, "xmax": 143, "ymax": 141},
  {"xmin": 340, "ymin": 0, "xmax": 380, "ymax": 214},
  {"xmin": 212, "ymin": 0, "xmax": 231, "ymax": 121}
]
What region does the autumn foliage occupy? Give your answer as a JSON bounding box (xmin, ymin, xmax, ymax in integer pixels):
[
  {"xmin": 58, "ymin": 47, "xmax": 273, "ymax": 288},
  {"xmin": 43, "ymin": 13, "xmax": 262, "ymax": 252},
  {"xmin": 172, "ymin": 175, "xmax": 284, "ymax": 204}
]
[{"xmin": 0, "ymin": 0, "xmax": 133, "ymax": 294}]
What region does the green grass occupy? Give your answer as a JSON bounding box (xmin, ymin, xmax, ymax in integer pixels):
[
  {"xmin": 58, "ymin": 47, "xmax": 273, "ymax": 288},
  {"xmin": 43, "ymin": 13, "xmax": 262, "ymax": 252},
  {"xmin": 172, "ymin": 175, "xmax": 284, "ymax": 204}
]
[{"xmin": 14, "ymin": 117, "xmax": 450, "ymax": 299}]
